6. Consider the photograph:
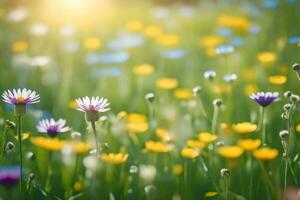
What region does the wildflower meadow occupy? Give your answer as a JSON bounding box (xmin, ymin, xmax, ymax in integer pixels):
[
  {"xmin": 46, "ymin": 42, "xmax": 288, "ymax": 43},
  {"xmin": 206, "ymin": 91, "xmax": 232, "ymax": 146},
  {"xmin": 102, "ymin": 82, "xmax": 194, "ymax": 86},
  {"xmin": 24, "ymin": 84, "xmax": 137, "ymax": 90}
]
[{"xmin": 1, "ymin": 0, "xmax": 300, "ymax": 199}]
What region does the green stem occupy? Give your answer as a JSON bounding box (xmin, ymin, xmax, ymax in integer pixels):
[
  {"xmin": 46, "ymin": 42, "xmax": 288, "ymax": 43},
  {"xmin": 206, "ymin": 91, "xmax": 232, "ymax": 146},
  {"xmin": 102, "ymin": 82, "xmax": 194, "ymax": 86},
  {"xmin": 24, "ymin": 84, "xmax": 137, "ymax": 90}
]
[
  {"xmin": 295, "ymin": 71, "xmax": 300, "ymax": 83},
  {"xmin": 17, "ymin": 116, "xmax": 23, "ymax": 193},
  {"xmin": 45, "ymin": 152, "xmax": 52, "ymax": 193},
  {"xmin": 1, "ymin": 126, "xmax": 8, "ymax": 159},
  {"xmin": 211, "ymin": 107, "xmax": 219, "ymax": 134},
  {"xmin": 249, "ymin": 153, "xmax": 253, "ymax": 200},
  {"xmin": 224, "ymin": 176, "xmax": 229, "ymax": 200},
  {"xmin": 91, "ymin": 122, "xmax": 98, "ymax": 152},
  {"xmin": 284, "ymin": 159, "xmax": 288, "ymax": 188},
  {"xmin": 259, "ymin": 107, "xmax": 266, "ymax": 145}
]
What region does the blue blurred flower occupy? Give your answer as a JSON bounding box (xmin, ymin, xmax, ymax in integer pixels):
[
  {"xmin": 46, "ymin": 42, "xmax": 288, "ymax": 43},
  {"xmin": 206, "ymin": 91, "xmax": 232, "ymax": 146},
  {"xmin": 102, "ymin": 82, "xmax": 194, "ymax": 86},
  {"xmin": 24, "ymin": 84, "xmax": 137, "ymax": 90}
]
[
  {"xmin": 163, "ymin": 49, "xmax": 187, "ymax": 59},
  {"xmin": 249, "ymin": 24, "xmax": 261, "ymax": 34},
  {"xmin": 217, "ymin": 28, "xmax": 232, "ymax": 37},
  {"xmin": 92, "ymin": 67, "xmax": 122, "ymax": 77},
  {"xmin": 263, "ymin": 0, "xmax": 279, "ymax": 9},
  {"xmin": 108, "ymin": 32, "xmax": 144, "ymax": 50},
  {"xmin": 0, "ymin": 166, "xmax": 20, "ymax": 188},
  {"xmin": 288, "ymin": 36, "xmax": 300, "ymax": 44},
  {"xmin": 86, "ymin": 51, "xmax": 130, "ymax": 65},
  {"xmin": 215, "ymin": 45, "xmax": 234, "ymax": 55},
  {"xmin": 231, "ymin": 37, "xmax": 244, "ymax": 47}
]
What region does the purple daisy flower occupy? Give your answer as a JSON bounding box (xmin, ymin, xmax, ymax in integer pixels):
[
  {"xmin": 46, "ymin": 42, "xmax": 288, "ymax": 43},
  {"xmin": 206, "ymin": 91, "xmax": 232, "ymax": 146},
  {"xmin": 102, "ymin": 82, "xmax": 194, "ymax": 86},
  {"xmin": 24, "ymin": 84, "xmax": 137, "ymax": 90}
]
[
  {"xmin": 75, "ymin": 96, "xmax": 110, "ymax": 122},
  {"xmin": 36, "ymin": 118, "xmax": 71, "ymax": 137},
  {"xmin": 2, "ymin": 88, "xmax": 40, "ymax": 105},
  {"xmin": 0, "ymin": 166, "xmax": 20, "ymax": 188},
  {"xmin": 2, "ymin": 88, "xmax": 40, "ymax": 117},
  {"xmin": 250, "ymin": 92, "xmax": 279, "ymax": 107}
]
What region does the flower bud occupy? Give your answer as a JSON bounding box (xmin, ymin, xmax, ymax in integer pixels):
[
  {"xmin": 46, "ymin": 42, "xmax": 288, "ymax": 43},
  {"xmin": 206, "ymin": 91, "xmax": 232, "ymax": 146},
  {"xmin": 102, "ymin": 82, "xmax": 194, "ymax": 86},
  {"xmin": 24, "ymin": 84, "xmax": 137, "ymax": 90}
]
[
  {"xmin": 220, "ymin": 168, "xmax": 230, "ymax": 177},
  {"xmin": 281, "ymin": 113, "xmax": 288, "ymax": 120},
  {"xmin": 292, "ymin": 63, "xmax": 300, "ymax": 71},
  {"xmin": 28, "ymin": 173, "xmax": 35, "ymax": 181},
  {"xmin": 283, "ymin": 103, "xmax": 292, "ymax": 111},
  {"xmin": 216, "ymin": 141, "xmax": 224, "ymax": 147},
  {"xmin": 5, "ymin": 120, "xmax": 16, "ymax": 129},
  {"xmin": 192, "ymin": 86, "xmax": 202, "ymax": 96},
  {"xmin": 284, "ymin": 91, "xmax": 292, "ymax": 98},
  {"xmin": 5, "ymin": 141, "xmax": 15, "ymax": 151},
  {"xmin": 213, "ymin": 99, "xmax": 222, "ymax": 107},
  {"xmin": 71, "ymin": 131, "xmax": 82, "ymax": 139},
  {"xmin": 290, "ymin": 94, "xmax": 300, "ymax": 102},
  {"xmin": 26, "ymin": 152, "xmax": 35, "ymax": 161},
  {"xmin": 279, "ymin": 130, "xmax": 289, "ymax": 139},
  {"xmin": 145, "ymin": 93, "xmax": 155, "ymax": 103}
]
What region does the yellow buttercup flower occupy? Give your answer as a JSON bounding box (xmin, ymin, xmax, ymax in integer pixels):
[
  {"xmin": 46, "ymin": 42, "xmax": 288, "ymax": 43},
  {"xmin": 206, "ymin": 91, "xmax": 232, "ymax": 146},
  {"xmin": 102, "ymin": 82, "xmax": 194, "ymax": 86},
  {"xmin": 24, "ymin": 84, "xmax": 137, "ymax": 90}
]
[
  {"xmin": 217, "ymin": 15, "xmax": 251, "ymax": 31},
  {"xmin": 155, "ymin": 128, "xmax": 171, "ymax": 141},
  {"xmin": 218, "ymin": 146, "xmax": 244, "ymax": 159},
  {"xmin": 199, "ymin": 35, "xmax": 224, "ymax": 48},
  {"xmin": 198, "ymin": 132, "xmax": 218, "ymax": 144},
  {"xmin": 181, "ymin": 147, "xmax": 199, "ymax": 159},
  {"xmin": 132, "ymin": 64, "xmax": 155, "ymax": 76},
  {"xmin": 156, "ymin": 78, "xmax": 178, "ymax": 90},
  {"xmin": 237, "ymin": 139, "xmax": 261, "ymax": 151},
  {"xmin": 66, "ymin": 141, "xmax": 92, "ymax": 154},
  {"xmin": 84, "ymin": 37, "xmax": 101, "ymax": 50},
  {"xmin": 145, "ymin": 141, "xmax": 173, "ymax": 153},
  {"xmin": 296, "ymin": 124, "xmax": 300, "ymax": 132},
  {"xmin": 74, "ymin": 182, "xmax": 83, "ymax": 191},
  {"xmin": 174, "ymin": 88, "xmax": 193, "ymax": 100},
  {"xmin": 245, "ymin": 84, "xmax": 257, "ymax": 96},
  {"xmin": 232, "ymin": 122, "xmax": 257, "ymax": 134},
  {"xmin": 212, "ymin": 84, "xmax": 231, "ymax": 94},
  {"xmin": 69, "ymin": 100, "xmax": 78, "ymax": 110},
  {"xmin": 144, "ymin": 26, "xmax": 162, "ymax": 38},
  {"xmin": 12, "ymin": 40, "xmax": 28, "ymax": 52},
  {"xmin": 100, "ymin": 153, "xmax": 128, "ymax": 165},
  {"xmin": 205, "ymin": 191, "xmax": 218, "ymax": 198},
  {"xmin": 158, "ymin": 34, "xmax": 179, "ymax": 47},
  {"xmin": 31, "ymin": 137, "xmax": 66, "ymax": 151},
  {"xmin": 126, "ymin": 113, "xmax": 149, "ymax": 133},
  {"xmin": 257, "ymin": 52, "xmax": 277, "ymax": 65},
  {"xmin": 268, "ymin": 75, "xmax": 287, "ymax": 85},
  {"xmin": 186, "ymin": 140, "xmax": 206, "ymax": 149},
  {"xmin": 253, "ymin": 147, "xmax": 278, "ymax": 161},
  {"xmin": 126, "ymin": 20, "xmax": 143, "ymax": 32},
  {"xmin": 118, "ymin": 111, "xmax": 127, "ymax": 119},
  {"xmin": 173, "ymin": 164, "xmax": 184, "ymax": 176},
  {"xmin": 127, "ymin": 113, "xmax": 147, "ymax": 123},
  {"xmin": 127, "ymin": 122, "xmax": 149, "ymax": 133},
  {"xmin": 15, "ymin": 132, "xmax": 30, "ymax": 140},
  {"xmin": 220, "ymin": 123, "xmax": 232, "ymax": 135}
]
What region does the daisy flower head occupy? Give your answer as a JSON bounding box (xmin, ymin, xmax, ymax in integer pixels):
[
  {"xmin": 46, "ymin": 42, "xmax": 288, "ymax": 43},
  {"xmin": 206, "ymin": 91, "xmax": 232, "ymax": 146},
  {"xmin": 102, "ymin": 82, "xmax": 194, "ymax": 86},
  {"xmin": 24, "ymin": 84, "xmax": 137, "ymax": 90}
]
[
  {"xmin": 249, "ymin": 92, "xmax": 279, "ymax": 107},
  {"xmin": 2, "ymin": 88, "xmax": 40, "ymax": 116},
  {"xmin": 75, "ymin": 96, "xmax": 110, "ymax": 122},
  {"xmin": 36, "ymin": 118, "xmax": 71, "ymax": 137}
]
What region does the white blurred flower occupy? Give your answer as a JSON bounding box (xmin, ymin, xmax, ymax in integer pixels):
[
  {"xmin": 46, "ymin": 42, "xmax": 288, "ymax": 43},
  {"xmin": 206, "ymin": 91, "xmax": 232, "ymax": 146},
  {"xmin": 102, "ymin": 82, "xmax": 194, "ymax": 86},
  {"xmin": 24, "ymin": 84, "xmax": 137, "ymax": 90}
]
[
  {"xmin": 30, "ymin": 55, "xmax": 51, "ymax": 68},
  {"xmin": 6, "ymin": 7, "xmax": 28, "ymax": 22},
  {"xmin": 139, "ymin": 165, "xmax": 156, "ymax": 183},
  {"xmin": 83, "ymin": 155, "xmax": 98, "ymax": 171},
  {"xmin": 29, "ymin": 23, "xmax": 48, "ymax": 36},
  {"xmin": 62, "ymin": 145, "xmax": 75, "ymax": 166},
  {"xmin": 223, "ymin": 74, "xmax": 237, "ymax": 83},
  {"xmin": 60, "ymin": 25, "xmax": 76, "ymax": 37}
]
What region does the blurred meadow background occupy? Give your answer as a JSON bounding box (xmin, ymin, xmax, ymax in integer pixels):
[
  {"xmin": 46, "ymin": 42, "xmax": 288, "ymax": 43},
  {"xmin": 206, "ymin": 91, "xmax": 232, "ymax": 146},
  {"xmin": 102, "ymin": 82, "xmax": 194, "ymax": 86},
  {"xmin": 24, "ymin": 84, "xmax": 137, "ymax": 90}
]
[{"xmin": 1, "ymin": 0, "xmax": 300, "ymax": 199}]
